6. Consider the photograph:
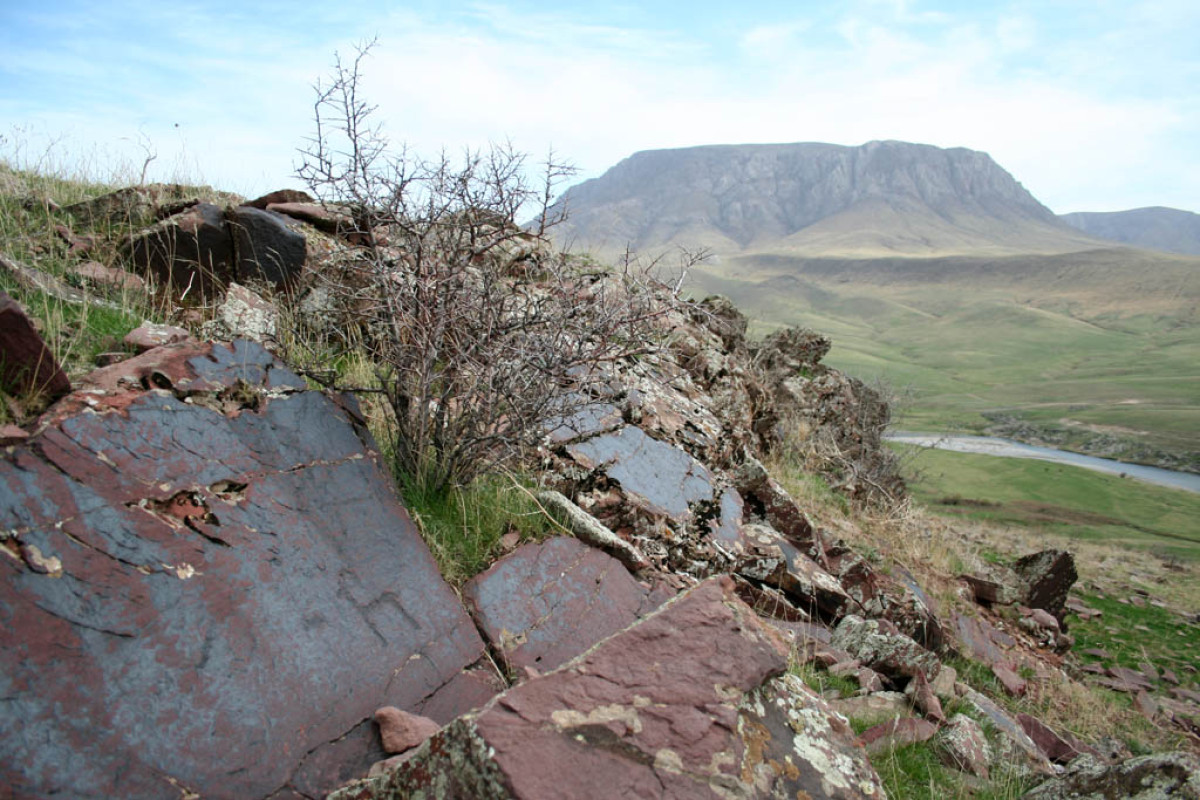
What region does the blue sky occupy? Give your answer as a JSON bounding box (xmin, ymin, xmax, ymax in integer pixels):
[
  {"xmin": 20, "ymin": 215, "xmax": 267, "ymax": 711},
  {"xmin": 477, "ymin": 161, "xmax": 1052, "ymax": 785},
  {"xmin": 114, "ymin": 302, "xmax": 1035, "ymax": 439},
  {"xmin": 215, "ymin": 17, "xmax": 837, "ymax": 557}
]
[{"xmin": 2, "ymin": 0, "xmax": 1197, "ymax": 212}]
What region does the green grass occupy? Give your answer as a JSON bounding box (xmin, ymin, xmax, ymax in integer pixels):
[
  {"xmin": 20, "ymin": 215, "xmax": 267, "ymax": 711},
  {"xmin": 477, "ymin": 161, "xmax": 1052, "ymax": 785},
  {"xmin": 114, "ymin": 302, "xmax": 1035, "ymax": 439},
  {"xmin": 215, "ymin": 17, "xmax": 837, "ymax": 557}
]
[
  {"xmin": 895, "ymin": 445, "xmax": 1200, "ymax": 561},
  {"xmin": 394, "ymin": 470, "xmax": 561, "ymax": 584},
  {"xmin": 1069, "ymin": 592, "xmax": 1200, "ymax": 682}
]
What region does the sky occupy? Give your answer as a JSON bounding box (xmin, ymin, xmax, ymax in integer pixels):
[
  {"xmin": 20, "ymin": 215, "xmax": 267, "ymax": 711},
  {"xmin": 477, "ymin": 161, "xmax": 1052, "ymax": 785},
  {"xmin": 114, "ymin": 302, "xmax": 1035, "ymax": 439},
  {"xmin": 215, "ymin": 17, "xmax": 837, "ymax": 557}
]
[{"xmin": 2, "ymin": 0, "xmax": 1197, "ymax": 213}]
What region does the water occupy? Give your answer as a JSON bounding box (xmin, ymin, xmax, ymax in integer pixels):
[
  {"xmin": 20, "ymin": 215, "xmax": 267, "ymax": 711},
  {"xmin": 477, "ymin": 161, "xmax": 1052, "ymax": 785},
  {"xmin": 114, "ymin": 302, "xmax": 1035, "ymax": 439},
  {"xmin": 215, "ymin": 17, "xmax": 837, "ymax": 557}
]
[{"xmin": 887, "ymin": 433, "xmax": 1200, "ymax": 495}]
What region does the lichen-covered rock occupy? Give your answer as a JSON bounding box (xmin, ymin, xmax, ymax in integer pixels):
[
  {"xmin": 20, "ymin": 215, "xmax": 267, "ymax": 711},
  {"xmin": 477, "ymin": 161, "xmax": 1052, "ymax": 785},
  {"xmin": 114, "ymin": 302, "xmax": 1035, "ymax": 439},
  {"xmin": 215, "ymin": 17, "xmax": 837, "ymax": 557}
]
[
  {"xmin": 1013, "ymin": 549, "xmax": 1077, "ymax": 622},
  {"xmin": 331, "ymin": 577, "xmax": 886, "ymax": 800},
  {"xmin": 961, "ymin": 687, "xmax": 1054, "ymax": 777},
  {"xmin": 0, "ymin": 340, "xmax": 490, "ymax": 799},
  {"xmin": 858, "ymin": 717, "xmax": 938, "ymax": 754},
  {"xmin": 1023, "ymin": 752, "xmax": 1200, "ymax": 799},
  {"xmin": 738, "ymin": 523, "xmax": 849, "ymax": 620},
  {"xmin": 831, "ymin": 614, "xmax": 940, "ymax": 680},
  {"xmin": 936, "ymin": 714, "xmax": 991, "ymax": 778}
]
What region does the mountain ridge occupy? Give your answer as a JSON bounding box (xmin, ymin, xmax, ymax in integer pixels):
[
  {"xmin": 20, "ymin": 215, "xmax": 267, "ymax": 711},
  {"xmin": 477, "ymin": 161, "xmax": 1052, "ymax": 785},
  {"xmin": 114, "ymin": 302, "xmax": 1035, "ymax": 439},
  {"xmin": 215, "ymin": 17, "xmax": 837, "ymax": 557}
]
[
  {"xmin": 1060, "ymin": 206, "xmax": 1200, "ymax": 256},
  {"xmin": 555, "ymin": 140, "xmax": 1105, "ymax": 257}
]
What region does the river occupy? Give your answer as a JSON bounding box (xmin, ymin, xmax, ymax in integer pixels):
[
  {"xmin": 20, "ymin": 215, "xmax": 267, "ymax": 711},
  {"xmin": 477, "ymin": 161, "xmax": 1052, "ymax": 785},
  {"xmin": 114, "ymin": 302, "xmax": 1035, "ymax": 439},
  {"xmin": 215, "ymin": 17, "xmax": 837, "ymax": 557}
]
[{"xmin": 887, "ymin": 433, "xmax": 1200, "ymax": 495}]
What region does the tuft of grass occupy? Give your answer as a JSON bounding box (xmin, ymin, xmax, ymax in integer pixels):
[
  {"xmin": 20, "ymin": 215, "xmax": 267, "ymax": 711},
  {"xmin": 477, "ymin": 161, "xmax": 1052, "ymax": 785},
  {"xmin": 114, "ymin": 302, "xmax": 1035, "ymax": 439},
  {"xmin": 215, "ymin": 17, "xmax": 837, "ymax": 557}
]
[{"xmin": 394, "ymin": 470, "xmax": 562, "ymax": 585}]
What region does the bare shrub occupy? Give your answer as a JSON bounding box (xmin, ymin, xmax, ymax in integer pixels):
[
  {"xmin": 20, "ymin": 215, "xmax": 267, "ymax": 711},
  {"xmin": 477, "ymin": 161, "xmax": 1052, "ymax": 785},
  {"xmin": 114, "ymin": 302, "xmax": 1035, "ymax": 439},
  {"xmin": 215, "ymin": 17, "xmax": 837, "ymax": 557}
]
[{"xmin": 295, "ymin": 42, "xmax": 681, "ymax": 492}]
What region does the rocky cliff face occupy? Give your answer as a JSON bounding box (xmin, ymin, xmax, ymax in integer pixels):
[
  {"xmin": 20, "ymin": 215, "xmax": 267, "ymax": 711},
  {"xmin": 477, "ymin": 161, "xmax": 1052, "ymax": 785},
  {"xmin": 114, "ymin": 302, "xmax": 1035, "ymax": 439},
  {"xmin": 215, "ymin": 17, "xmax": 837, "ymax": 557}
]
[
  {"xmin": 1060, "ymin": 206, "xmax": 1200, "ymax": 255},
  {"xmin": 555, "ymin": 141, "xmax": 1093, "ymax": 256}
]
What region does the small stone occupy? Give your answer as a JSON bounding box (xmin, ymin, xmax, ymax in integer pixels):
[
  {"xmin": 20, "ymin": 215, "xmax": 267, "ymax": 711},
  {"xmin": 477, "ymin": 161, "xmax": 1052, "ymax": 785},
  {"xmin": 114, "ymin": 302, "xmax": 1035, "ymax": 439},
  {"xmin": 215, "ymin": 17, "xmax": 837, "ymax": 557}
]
[
  {"xmin": 1082, "ymin": 648, "xmax": 1110, "ymax": 660},
  {"xmin": 830, "ymin": 691, "xmax": 911, "ymax": 727},
  {"xmin": 1133, "ymin": 691, "xmax": 1158, "ymax": 720},
  {"xmin": 829, "ymin": 660, "xmax": 862, "ymax": 678},
  {"xmin": 992, "ymin": 663, "xmax": 1027, "ymax": 697},
  {"xmin": 930, "ymin": 663, "xmax": 958, "ymax": 700},
  {"xmin": 69, "ymin": 261, "xmax": 146, "ymax": 292},
  {"xmin": 857, "ymin": 668, "xmax": 885, "ymax": 694},
  {"xmin": 1017, "ymin": 713, "xmax": 1085, "ymax": 764},
  {"xmin": 906, "ymin": 670, "xmax": 947, "ymax": 723},
  {"xmin": 0, "ymin": 424, "xmax": 29, "ymax": 446},
  {"xmin": 374, "ymin": 707, "xmax": 440, "ymax": 755},
  {"xmin": 367, "ymin": 754, "xmax": 410, "ymax": 778},
  {"xmin": 1162, "ymin": 669, "xmax": 1179, "ymax": 685},
  {"xmin": 858, "ymin": 717, "xmax": 938, "ymax": 754},
  {"xmin": 1028, "ymin": 608, "xmax": 1060, "ymax": 631},
  {"xmin": 123, "ymin": 322, "xmax": 192, "ymax": 353}
]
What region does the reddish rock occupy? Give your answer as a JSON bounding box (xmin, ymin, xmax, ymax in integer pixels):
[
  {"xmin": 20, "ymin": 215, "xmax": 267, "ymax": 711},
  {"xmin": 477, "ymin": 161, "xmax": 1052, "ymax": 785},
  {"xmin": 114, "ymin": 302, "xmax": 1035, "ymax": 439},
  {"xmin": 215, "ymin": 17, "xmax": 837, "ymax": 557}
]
[
  {"xmin": 1107, "ymin": 666, "xmax": 1156, "ymax": 692},
  {"xmin": 242, "ymin": 188, "xmax": 314, "ymax": 209},
  {"xmin": 1027, "ymin": 607, "xmax": 1061, "ymax": 631},
  {"xmin": 374, "ymin": 707, "xmax": 441, "ymax": 754},
  {"xmin": 831, "ymin": 691, "xmax": 911, "ymax": 726},
  {"xmin": 738, "ymin": 523, "xmax": 849, "ymax": 619},
  {"xmin": 226, "ymin": 206, "xmax": 307, "ymax": 289},
  {"xmin": 993, "ymin": 663, "xmax": 1028, "ymax": 697},
  {"xmin": 857, "ymin": 667, "xmax": 885, "ymax": 693},
  {"xmin": 69, "ymin": 260, "xmax": 146, "ymax": 291},
  {"xmin": 936, "ymin": 714, "xmax": 991, "ymax": 778},
  {"xmin": 734, "ymin": 456, "xmax": 816, "ymax": 548},
  {"xmin": 733, "ymin": 575, "xmax": 811, "ymax": 622},
  {"xmin": 0, "ymin": 291, "xmax": 71, "ymax": 401},
  {"xmin": 124, "ymin": 202, "xmax": 235, "ymax": 299},
  {"xmin": 963, "ymin": 688, "xmax": 1054, "ymax": 775},
  {"xmin": 123, "ymin": 321, "xmax": 192, "ymax": 352},
  {"xmin": 1134, "ymin": 691, "xmax": 1159, "ymax": 719},
  {"xmin": 0, "ymin": 340, "xmax": 488, "ymax": 799},
  {"xmin": 951, "ymin": 610, "xmax": 1017, "ymax": 667},
  {"xmin": 907, "ymin": 670, "xmax": 947, "ymax": 722},
  {"xmin": 1082, "ymin": 647, "xmax": 1111, "ymax": 659},
  {"xmin": 53, "ymin": 223, "xmax": 97, "ymax": 255},
  {"xmin": 332, "ymin": 578, "xmax": 885, "ymax": 800},
  {"xmin": 0, "ymin": 424, "xmax": 28, "ymax": 445},
  {"xmin": 858, "ymin": 717, "xmax": 938, "ymax": 754},
  {"xmin": 1163, "ymin": 669, "xmax": 1180, "ymax": 685},
  {"xmin": 1017, "ymin": 713, "xmax": 1086, "ymax": 764},
  {"xmin": 462, "ymin": 536, "xmax": 668, "ymax": 673},
  {"xmin": 1014, "ymin": 549, "xmax": 1077, "ymax": 621},
  {"xmin": 266, "ymin": 200, "xmax": 354, "ymax": 234}
]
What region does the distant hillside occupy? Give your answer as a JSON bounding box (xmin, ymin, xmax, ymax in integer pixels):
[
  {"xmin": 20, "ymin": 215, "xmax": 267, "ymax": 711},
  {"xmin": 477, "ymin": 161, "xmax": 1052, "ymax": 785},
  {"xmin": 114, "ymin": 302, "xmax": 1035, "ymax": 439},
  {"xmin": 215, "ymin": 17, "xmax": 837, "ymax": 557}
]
[
  {"xmin": 555, "ymin": 141, "xmax": 1103, "ymax": 257},
  {"xmin": 1060, "ymin": 206, "xmax": 1200, "ymax": 256}
]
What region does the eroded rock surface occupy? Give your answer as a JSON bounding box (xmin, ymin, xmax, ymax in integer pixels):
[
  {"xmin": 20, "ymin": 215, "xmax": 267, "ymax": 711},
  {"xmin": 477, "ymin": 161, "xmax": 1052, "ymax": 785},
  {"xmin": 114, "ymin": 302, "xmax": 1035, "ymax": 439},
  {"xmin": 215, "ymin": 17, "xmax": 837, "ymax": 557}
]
[
  {"xmin": 332, "ymin": 577, "xmax": 886, "ymax": 800},
  {"xmin": 0, "ymin": 340, "xmax": 489, "ymax": 800}
]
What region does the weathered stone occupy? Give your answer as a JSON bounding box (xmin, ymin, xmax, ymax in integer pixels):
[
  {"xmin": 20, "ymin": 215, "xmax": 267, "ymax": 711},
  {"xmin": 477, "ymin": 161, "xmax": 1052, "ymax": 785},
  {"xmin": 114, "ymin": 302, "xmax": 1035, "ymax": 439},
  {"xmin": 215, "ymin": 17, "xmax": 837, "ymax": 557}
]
[
  {"xmin": 993, "ymin": 663, "xmax": 1028, "ymax": 697},
  {"xmin": 69, "ymin": 260, "xmax": 146, "ymax": 291},
  {"xmin": 858, "ymin": 717, "xmax": 938, "ymax": 754},
  {"xmin": 0, "ymin": 340, "xmax": 487, "ymax": 799},
  {"xmin": 543, "ymin": 401, "xmax": 622, "ymax": 445},
  {"xmin": 331, "ymin": 577, "xmax": 886, "ymax": 800},
  {"xmin": 266, "ymin": 200, "xmax": 355, "ymax": 234},
  {"xmin": 64, "ymin": 183, "xmax": 201, "ymax": 226},
  {"xmin": 1023, "ymin": 752, "xmax": 1200, "ymax": 800},
  {"xmin": 374, "ymin": 707, "xmax": 441, "ymax": 755},
  {"xmin": 930, "ymin": 663, "xmax": 958, "ymax": 700},
  {"xmin": 936, "ymin": 714, "xmax": 991, "ymax": 778},
  {"xmin": 1017, "ymin": 713, "xmax": 1085, "ymax": 765},
  {"xmin": 734, "ymin": 456, "xmax": 816, "ymax": 547},
  {"xmin": 227, "ymin": 206, "xmax": 307, "ymax": 289},
  {"xmin": 567, "ymin": 425, "xmax": 714, "ymax": 519},
  {"xmin": 960, "ymin": 574, "xmax": 1021, "ymax": 606},
  {"xmin": 205, "ymin": 281, "xmax": 279, "ymax": 344},
  {"xmin": 906, "ymin": 670, "xmax": 947, "ymax": 722},
  {"xmin": 0, "ymin": 423, "xmax": 29, "ymax": 445},
  {"xmin": 462, "ymin": 536, "xmax": 667, "ymax": 673},
  {"xmin": 124, "ymin": 202, "xmax": 235, "ymax": 299},
  {"xmin": 1027, "ymin": 607, "xmax": 1061, "ymax": 631},
  {"xmin": 1014, "ymin": 549, "xmax": 1077, "ymax": 621},
  {"xmin": 123, "ymin": 321, "xmax": 193, "ymax": 352},
  {"xmin": 738, "ymin": 523, "xmax": 849, "ymax": 618},
  {"xmin": 1106, "ymin": 666, "xmax": 1156, "ymax": 693},
  {"xmin": 242, "ymin": 188, "xmax": 314, "ymax": 209},
  {"xmin": 0, "ymin": 291, "xmax": 70, "ymax": 400},
  {"xmin": 961, "ymin": 687, "xmax": 1054, "ymax": 776},
  {"xmin": 831, "ymin": 614, "xmax": 940, "ymax": 680},
  {"xmin": 857, "ymin": 667, "xmax": 885, "ymax": 693},
  {"xmin": 951, "ymin": 610, "xmax": 1017, "ymax": 667},
  {"xmin": 1133, "ymin": 690, "xmax": 1159, "ymax": 719},
  {"xmin": 535, "ymin": 490, "xmax": 649, "ymax": 571},
  {"xmin": 830, "ymin": 691, "xmax": 912, "ymax": 726}
]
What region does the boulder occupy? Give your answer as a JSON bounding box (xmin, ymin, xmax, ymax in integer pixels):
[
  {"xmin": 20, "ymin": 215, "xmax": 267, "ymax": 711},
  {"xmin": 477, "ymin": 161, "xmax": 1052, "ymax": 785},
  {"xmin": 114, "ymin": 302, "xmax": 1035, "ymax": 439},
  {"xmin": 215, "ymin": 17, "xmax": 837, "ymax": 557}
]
[
  {"xmin": 1023, "ymin": 752, "xmax": 1200, "ymax": 800},
  {"xmin": 266, "ymin": 200, "xmax": 355, "ymax": 234},
  {"xmin": 331, "ymin": 577, "xmax": 886, "ymax": 799},
  {"xmin": 226, "ymin": 205, "xmax": 307, "ymax": 289},
  {"xmin": 204, "ymin": 282, "xmax": 279, "ymax": 344},
  {"xmin": 0, "ymin": 291, "xmax": 71, "ymax": 401},
  {"xmin": 936, "ymin": 714, "xmax": 991, "ymax": 778},
  {"xmin": 462, "ymin": 536, "xmax": 669, "ymax": 673},
  {"xmin": 0, "ymin": 340, "xmax": 490, "ymax": 799},
  {"xmin": 831, "ymin": 614, "xmax": 940, "ymax": 680},
  {"xmin": 242, "ymin": 188, "xmax": 314, "ymax": 209},
  {"xmin": 738, "ymin": 523, "xmax": 849, "ymax": 619},
  {"xmin": 124, "ymin": 202, "xmax": 235, "ymax": 299},
  {"xmin": 1014, "ymin": 549, "xmax": 1077, "ymax": 621}
]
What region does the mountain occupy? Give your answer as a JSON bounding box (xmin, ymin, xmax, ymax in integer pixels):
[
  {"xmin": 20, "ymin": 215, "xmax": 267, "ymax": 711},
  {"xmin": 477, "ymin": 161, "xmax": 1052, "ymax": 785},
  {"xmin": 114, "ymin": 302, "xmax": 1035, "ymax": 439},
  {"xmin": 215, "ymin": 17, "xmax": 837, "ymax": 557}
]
[
  {"xmin": 1060, "ymin": 206, "xmax": 1200, "ymax": 256},
  {"xmin": 555, "ymin": 140, "xmax": 1102, "ymax": 257}
]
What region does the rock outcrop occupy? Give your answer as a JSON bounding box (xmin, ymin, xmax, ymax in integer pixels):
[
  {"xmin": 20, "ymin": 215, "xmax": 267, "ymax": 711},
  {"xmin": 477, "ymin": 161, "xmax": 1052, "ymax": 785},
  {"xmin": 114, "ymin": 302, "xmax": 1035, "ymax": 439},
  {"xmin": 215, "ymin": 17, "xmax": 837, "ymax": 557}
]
[
  {"xmin": 331, "ymin": 578, "xmax": 886, "ymax": 800},
  {"xmin": 0, "ymin": 340, "xmax": 496, "ymax": 799}
]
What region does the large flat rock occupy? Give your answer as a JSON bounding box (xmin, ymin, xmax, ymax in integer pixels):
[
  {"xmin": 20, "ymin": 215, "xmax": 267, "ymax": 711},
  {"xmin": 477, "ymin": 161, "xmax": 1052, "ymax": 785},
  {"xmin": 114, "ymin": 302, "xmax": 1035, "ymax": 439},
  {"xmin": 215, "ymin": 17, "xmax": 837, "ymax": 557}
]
[
  {"xmin": 462, "ymin": 536, "xmax": 669, "ymax": 673},
  {"xmin": 0, "ymin": 341, "xmax": 487, "ymax": 799},
  {"xmin": 333, "ymin": 577, "xmax": 885, "ymax": 799}
]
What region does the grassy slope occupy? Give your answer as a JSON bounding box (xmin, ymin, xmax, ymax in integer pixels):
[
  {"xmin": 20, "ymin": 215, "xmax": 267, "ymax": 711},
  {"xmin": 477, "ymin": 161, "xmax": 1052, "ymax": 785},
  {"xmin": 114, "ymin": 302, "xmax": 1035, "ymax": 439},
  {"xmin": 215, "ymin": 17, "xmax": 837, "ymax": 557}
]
[
  {"xmin": 689, "ymin": 249, "xmax": 1200, "ymax": 463},
  {"xmin": 896, "ymin": 445, "xmax": 1200, "ymax": 562}
]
